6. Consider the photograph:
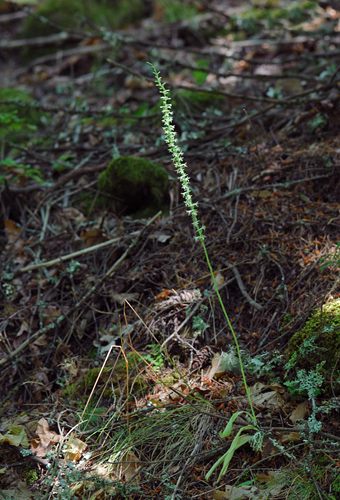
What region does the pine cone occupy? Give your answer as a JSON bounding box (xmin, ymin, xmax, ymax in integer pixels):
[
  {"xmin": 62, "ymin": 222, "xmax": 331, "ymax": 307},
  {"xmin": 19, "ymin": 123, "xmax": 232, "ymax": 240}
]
[{"xmin": 192, "ymin": 347, "xmax": 213, "ymax": 371}]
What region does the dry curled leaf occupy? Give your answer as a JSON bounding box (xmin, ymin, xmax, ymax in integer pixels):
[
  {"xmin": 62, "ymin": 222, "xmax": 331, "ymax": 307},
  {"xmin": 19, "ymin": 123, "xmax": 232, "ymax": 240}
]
[
  {"xmin": 31, "ymin": 418, "xmax": 60, "ymax": 457},
  {"xmin": 208, "ymin": 351, "xmax": 241, "ymax": 380},
  {"xmin": 248, "ymin": 382, "xmax": 285, "ymax": 408},
  {"xmin": 64, "ymin": 436, "xmax": 87, "ymax": 462}
]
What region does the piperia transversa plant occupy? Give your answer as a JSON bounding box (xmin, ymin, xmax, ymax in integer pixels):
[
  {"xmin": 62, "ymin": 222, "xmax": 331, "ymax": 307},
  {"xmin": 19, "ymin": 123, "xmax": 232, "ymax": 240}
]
[{"xmin": 148, "ymin": 63, "xmax": 261, "ymax": 480}]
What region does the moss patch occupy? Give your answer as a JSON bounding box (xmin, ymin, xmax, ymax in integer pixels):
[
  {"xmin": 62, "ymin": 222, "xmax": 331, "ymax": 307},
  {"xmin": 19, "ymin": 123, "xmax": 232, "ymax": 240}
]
[
  {"xmin": 62, "ymin": 352, "xmax": 146, "ymax": 401},
  {"xmin": 158, "ymin": 0, "xmax": 198, "ymax": 23},
  {"xmin": 97, "ymin": 156, "xmax": 169, "ymax": 217},
  {"xmin": 287, "ymin": 298, "xmax": 340, "ymax": 374},
  {"xmin": 22, "ymin": 0, "xmax": 144, "ymax": 38}
]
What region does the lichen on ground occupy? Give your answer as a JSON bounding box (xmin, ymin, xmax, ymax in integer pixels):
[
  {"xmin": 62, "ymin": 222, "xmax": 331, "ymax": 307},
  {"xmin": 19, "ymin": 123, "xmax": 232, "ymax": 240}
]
[{"xmin": 97, "ymin": 155, "xmax": 169, "ymax": 217}]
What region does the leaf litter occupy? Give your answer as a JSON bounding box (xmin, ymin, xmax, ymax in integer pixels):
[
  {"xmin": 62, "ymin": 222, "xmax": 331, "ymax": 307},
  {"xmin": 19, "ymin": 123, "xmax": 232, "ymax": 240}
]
[{"xmin": 1, "ymin": 0, "xmax": 340, "ymax": 498}]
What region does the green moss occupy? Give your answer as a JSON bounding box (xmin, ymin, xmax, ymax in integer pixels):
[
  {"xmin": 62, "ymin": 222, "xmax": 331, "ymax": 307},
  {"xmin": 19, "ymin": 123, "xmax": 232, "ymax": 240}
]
[
  {"xmin": 21, "ymin": 0, "xmax": 144, "ymax": 59},
  {"xmin": 26, "ymin": 469, "xmax": 39, "ymax": 484},
  {"xmin": 0, "ymin": 87, "xmax": 32, "ymax": 104},
  {"xmin": 158, "ymin": 0, "xmax": 198, "ymax": 23},
  {"xmin": 62, "ymin": 366, "xmax": 109, "ymax": 400},
  {"xmin": 287, "ymin": 298, "xmax": 340, "ymax": 374},
  {"xmin": 301, "ymin": 1, "xmax": 318, "ymax": 8},
  {"xmin": 231, "ymin": 1, "xmax": 317, "ymax": 30},
  {"xmin": 21, "ymin": 0, "xmax": 144, "ymax": 38},
  {"xmin": 62, "ymin": 352, "xmax": 145, "ymax": 400},
  {"xmin": 22, "ymin": 0, "xmax": 84, "ymax": 39},
  {"xmin": 241, "ymin": 7, "xmax": 305, "ymax": 21},
  {"xmin": 97, "ymin": 156, "xmax": 169, "ymax": 217},
  {"xmin": 74, "ymin": 191, "xmax": 96, "ymax": 217}
]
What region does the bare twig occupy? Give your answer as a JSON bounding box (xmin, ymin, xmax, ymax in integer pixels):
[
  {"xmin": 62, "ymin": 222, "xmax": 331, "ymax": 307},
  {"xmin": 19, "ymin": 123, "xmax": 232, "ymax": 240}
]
[
  {"xmin": 19, "ymin": 232, "xmax": 135, "ymax": 272},
  {"xmin": 171, "ymin": 442, "xmax": 201, "ymax": 500},
  {"xmin": 227, "ymin": 193, "xmax": 240, "ymax": 244},
  {"xmin": 19, "ymin": 42, "xmax": 111, "ymax": 73},
  {"xmin": 219, "ymin": 258, "xmax": 264, "ymax": 311},
  {"xmin": 107, "ymin": 57, "xmax": 154, "ymax": 83},
  {"xmin": 216, "ymin": 171, "xmax": 340, "ymax": 201},
  {"xmin": 177, "ymin": 62, "xmax": 318, "ymax": 82},
  {"xmin": 0, "ymin": 31, "xmax": 81, "ymax": 49},
  {"xmin": 0, "ymin": 11, "xmax": 27, "ymax": 24},
  {"xmin": 160, "ymin": 279, "xmax": 235, "ymax": 350}
]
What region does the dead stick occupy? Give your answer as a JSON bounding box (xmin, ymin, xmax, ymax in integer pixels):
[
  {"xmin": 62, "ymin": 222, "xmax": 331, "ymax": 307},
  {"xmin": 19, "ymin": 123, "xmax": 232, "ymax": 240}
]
[
  {"xmin": 20, "ymin": 232, "xmax": 139, "ymax": 272},
  {"xmin": 0, "ymin": 31, "xmax": 81, "ymax": 49},
  {"xmin": 219, "ymin": 258, "xmax": 263, "ymax": 311}
]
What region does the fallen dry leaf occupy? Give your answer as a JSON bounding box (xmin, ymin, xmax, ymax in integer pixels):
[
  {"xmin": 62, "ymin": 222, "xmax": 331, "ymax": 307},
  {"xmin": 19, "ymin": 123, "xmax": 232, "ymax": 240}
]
[
  {"xmin": 31, "ymin": 418, "xmax": 60, "ymax": 457},
  {"xmin": 81, "ymin": 228, "xmax": 107, "ymax": 247},
  {"xmin": 281, "ymin": 431, "xmax": 301, "ymax": 444},
  {"xmin": 290, "ymin": 401, "xmax": 309, "ymax": 424},
  {"xmin": 248, "ymin": 382, "xmax": 285, "ymax": 408},
  {"xmin": 208, "ymin": 351, "xmax": 241, "ymax": 380},
  {"xmin": 120, "ymin": 450, "xmax": 141, "ymax": 485},
  {"xmin": 110, "ymin": 290, "xmax": 139, "ymax": 305},
  {"xmin": 212, "ymin": 271, "xmax": 225, "ymax": 289},
  {"xmin": 213, "ymin": 484, "xmax": 261, "ymax": 500},
  {"xmin": 0, "ymin": 425, "xmax": 30, "ymax": 448},
  {"xmin": 42, "ymin": 305, "xmax": 62, "ymax": 327},
  {"xmin": 64, "ymin": 436, "xmax": 87, "ymax": 462},
  {"xmin": 213, "ymin": 491, "xmax": 229, "ymax": 499},
  {"xmin": 0, "ymin": 480, "xmax": 39, "ymax": 500},
  {"xmin": 148, "ymin": 232, "xmax": 172, "ymax": 243},
  {"xmin": 4, "ymin": 219, "xmax": 28, "ymax": 264}
]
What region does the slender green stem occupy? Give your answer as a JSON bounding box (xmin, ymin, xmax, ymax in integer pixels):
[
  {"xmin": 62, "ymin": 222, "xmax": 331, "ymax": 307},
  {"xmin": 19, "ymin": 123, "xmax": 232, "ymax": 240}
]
[
  {"xmin": 148, "ymin": 63, "xmax": 256, "ymax": 424},
  {"xmin": 202, "ymin": 242, "xmax": 256, "ymax": 423}
]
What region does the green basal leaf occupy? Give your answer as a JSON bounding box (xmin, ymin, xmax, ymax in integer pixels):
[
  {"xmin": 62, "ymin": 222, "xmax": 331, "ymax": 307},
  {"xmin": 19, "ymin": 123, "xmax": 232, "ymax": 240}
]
[
  {"xmin": 218, "ymin": 433, "xmax": 254, "ymax": 481},
  {"xmin": 206, "ymin": 424, "xmax": 257, "ymax": 482},
  {"xmin": 220, "ymin": 411, "xmax": 244, "ymax": 438}
]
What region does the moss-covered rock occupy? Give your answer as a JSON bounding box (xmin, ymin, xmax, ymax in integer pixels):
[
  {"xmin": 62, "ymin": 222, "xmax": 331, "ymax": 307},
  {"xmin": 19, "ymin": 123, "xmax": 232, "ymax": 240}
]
[
  {"xmin": 97, "ymin": 156, "xmax": 169, "ymax": 217},
  {"xmin": 287, "ymin": 298, "xmax": 340, "ymax": 374}
]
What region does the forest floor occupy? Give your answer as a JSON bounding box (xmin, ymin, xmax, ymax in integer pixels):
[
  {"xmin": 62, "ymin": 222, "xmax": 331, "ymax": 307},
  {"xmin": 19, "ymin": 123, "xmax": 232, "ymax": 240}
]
[{"xmin": 2, "ymin": 1, "xmax": 340, "ymax": 499}]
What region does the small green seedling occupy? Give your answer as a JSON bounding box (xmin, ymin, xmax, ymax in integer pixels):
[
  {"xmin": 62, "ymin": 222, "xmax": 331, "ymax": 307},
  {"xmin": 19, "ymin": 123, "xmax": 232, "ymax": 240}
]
[{"xmin": 320, "ymin": 242, "xmax": 340, "ymax": 271}]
